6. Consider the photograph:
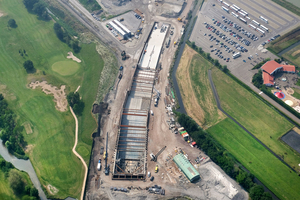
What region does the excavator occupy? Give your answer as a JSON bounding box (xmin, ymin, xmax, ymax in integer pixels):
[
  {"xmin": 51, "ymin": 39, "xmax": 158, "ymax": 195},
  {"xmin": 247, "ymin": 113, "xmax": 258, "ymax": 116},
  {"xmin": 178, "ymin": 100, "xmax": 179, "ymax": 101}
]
[{"xmin": 177, "ymin": 16, "xmax": 185, "ymax": 22}]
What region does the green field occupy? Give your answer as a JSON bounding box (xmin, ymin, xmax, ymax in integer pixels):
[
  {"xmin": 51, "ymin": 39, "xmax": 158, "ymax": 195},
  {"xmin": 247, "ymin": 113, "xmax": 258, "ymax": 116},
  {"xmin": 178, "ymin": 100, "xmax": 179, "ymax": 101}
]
[
  {"xmin": 189, "ymin": 51, "xmax": 225, "ymax": 128},
  {"xmin": 207, "ymin": 118, "xmax": 300, "ymax": 200},
  {"xmin": 0, "ymin": 0, "xmax": 116, "ymax": 198},
  {"xmin": 211, "ymin": 68, "xmax": 300, "ymax": 171},
  {"xmin": 282, "ymin": 43, "xmax": 300, "ymax": 67},
  {"xmin": 268, "ymin": 26, "xmax": 300, "ymax": 54},
  {"xmin": 52, "ymin": 61, "xmax": 80, "ymax": 76}
]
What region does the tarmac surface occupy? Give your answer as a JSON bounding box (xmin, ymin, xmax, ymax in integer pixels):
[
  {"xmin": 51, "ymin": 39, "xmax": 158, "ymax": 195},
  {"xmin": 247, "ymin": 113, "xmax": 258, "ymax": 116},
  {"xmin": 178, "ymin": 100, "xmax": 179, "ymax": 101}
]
[{"xmin": 281, "ymin": 130, "xmax": 300, "ymax": 154}]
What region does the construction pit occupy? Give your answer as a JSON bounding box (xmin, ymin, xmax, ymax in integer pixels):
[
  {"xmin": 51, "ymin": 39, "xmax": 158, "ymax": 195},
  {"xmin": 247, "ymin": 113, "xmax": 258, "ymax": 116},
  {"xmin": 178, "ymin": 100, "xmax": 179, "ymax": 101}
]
[{"xmin": 85, "ymin": 21, "xmax": 247, "ymax": 200}]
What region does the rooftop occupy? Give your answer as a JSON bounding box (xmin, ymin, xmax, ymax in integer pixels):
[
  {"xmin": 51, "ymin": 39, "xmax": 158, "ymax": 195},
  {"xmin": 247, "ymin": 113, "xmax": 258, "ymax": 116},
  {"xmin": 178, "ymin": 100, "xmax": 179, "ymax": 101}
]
[{"xmin": 173, "ymin": 153, "xmax": 200, "ymax": 182}]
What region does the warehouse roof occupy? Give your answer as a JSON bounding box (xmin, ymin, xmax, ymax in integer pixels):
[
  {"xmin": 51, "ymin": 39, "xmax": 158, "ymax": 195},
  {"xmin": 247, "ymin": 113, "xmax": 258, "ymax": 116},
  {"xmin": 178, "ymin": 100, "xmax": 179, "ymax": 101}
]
[{"xmin": 173, "ymin": 153, "xmax": 200, "ymax": 182}]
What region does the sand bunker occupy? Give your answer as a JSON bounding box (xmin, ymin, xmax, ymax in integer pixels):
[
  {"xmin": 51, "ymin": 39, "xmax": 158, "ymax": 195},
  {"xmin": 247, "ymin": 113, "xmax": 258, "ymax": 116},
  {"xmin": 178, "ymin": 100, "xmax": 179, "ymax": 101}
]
[
  {"xmin": 67, "ymin": 52, "xmax": 81, "ymax": 63},
  {"xmin": 0, "ymin": 13, "xmax": 3, "ymax": 17},
  {"xmin": 29, "ymin": 81, "xmax": 68, "ymax": 112}
]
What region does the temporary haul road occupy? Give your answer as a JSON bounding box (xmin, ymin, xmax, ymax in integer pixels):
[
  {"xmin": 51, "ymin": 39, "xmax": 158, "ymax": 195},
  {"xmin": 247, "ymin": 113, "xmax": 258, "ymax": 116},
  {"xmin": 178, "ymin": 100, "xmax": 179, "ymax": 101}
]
[{"xmin": 70, "ymin": 106, "xmax": 87, "ymax": 200}]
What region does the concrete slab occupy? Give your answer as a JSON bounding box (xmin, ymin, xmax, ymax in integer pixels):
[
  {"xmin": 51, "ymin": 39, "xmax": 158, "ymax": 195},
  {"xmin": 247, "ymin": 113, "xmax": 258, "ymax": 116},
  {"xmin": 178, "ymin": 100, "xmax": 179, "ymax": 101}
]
[{"xmin": 141, "ymin": 23, "xmax": 169, "ymax": 70}]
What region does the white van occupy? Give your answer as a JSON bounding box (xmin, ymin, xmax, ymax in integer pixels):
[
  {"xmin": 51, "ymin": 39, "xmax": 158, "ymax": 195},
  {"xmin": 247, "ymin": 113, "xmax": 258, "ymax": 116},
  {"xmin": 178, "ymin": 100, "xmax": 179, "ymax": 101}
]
[{"xmin": 150, "ymin": 110, "xmax": 153, "ymax": 115}]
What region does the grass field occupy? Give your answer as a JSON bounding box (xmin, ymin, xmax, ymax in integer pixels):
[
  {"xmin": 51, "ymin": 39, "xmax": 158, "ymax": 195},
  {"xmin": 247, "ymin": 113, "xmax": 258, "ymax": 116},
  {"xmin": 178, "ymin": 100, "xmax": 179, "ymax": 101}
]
[
  {"xmin": 282, "ymin": 43, "xmax": 300, "ymax": 67},
  {"xmin": 51, "ymin": 60, "xmax": 80, "ymax": 76},
  {"xmin": 211, "ymin": 68, "xmax": 300, "ymax": 171},
  {"xmin": 268, "ymin": 26, "xmax": 300, "ymax": 54},
  {"xmin": 292, "ymin": 87, "xmax": 300, "ymax": 99},
  {"xmin": 272, "ymin": 0, "xmax": 300, "ymax": 17},
  {"xmin": 207, "ymin": 118, "xmax": 300, "ymax": 200},
  {"xmin": 0, "ymin": 0, "xmax": 116, "ymax": 198},
  {"xmin": 176, "ymin": 45, "xmax": 225, "ymax": 128}
]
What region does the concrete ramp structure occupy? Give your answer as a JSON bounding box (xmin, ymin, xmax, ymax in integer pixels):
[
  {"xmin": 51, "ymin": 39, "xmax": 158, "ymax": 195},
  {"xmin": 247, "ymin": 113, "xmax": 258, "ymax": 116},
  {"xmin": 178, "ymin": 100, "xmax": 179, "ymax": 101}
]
[{"xmin": 112, "ymin": 22, "xmax": 169, "ymax": 180}]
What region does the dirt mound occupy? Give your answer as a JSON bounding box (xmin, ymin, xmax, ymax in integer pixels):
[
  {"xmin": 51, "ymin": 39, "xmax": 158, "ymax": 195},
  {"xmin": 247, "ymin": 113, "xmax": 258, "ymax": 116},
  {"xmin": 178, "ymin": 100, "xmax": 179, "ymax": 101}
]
[
  {"xmin": 29, "ymin": 81, "xmax": 68, "ymax": 112},
  {"xmin": 47, "ymin": 184, "xmax": 59, "ymax": 195},
  {"xmin": 67, "ymin": 52, "xmax": 81, "ymax": 63}
]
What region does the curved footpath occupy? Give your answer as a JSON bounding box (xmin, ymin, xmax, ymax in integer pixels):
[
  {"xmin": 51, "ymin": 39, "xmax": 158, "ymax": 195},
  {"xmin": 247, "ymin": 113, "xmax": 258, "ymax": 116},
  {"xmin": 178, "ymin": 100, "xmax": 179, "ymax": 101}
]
[{"xmin": 70, "ymin": 106, "xmax": 88, "ymax": 200}]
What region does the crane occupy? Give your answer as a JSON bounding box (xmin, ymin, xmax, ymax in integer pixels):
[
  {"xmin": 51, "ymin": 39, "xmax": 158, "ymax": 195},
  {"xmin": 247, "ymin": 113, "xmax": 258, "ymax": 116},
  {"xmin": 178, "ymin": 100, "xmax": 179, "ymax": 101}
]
[{"xmin": 150, "ymin": 146, "xmax": 166, "ymax": 162}]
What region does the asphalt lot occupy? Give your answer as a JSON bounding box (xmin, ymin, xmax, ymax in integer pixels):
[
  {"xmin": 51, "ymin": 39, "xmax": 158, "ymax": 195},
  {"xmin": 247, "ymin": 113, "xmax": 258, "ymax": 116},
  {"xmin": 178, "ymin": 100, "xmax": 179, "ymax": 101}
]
[{"xmin": 189, "ymin": 0, "xmax": 300, "ymax": 83}]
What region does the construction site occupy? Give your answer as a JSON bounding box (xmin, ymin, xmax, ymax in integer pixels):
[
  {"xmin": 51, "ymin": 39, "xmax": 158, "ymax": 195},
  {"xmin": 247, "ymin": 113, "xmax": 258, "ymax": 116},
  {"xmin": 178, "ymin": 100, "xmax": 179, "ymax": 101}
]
[
  {"xmin": 84, "ymin": 0, "xmax": 248, "ymax": 199},
  {"xmin": 112, "ymin": 22, "xmax": 169, "ymax": 180}
]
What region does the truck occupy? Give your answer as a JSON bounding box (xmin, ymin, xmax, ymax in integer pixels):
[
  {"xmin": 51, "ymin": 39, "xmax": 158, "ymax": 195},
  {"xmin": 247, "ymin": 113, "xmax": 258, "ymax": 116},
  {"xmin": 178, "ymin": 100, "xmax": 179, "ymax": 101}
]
[
  {"xmin": 155, "ymin": 165, "xmax": 158, "ymax": 173},
  {"xmin": 97, "ymin": 159, "xmax": 101, "ymax": 171},
  {"xmin": 150, "ymin": 110, "xmax": 153, "ymax": 115}
]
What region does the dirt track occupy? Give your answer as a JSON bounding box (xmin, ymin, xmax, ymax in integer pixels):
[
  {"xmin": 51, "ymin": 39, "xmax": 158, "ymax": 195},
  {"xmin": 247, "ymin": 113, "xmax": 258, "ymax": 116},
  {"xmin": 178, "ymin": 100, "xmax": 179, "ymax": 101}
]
[{"xmin": 70, "ymin": 106, "xmax": 88, "ymax": 200}]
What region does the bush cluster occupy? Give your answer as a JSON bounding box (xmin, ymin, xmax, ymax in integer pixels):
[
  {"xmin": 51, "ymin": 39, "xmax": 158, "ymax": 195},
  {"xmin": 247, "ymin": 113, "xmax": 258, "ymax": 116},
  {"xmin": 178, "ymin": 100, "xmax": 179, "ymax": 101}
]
[
  {"xmin": 67, "ymin": 92, "xmax": 85, "ymax": 116},
  {"xmin": 23, "ymin": 0, "xmax": 49, "ymax": 20},
  {"xmin": 54, "ymin": 23, "xmax": 81, "ymax": 53},
  {"xmin": 0, "ymin": 94, "xmax": 27, "ymax": 158},
  {"xmin": 177, "ymin": 113, "xmax": 272, "ymax": 199}
]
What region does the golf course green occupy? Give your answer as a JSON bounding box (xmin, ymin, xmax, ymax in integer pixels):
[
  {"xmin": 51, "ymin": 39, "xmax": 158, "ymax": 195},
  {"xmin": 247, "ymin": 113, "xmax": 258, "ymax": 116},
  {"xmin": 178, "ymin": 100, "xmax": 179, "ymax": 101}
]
[{"xmin": 52, "ymin": 61, "xmax": 80, "ymax": 76}]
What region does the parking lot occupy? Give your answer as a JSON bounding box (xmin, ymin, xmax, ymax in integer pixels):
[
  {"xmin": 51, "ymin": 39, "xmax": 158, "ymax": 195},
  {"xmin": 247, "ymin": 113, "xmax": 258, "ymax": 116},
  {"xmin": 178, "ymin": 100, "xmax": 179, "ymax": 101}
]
[{"xmin": 190, "ymin": 0, "xmax": 300, "ymax": 83}]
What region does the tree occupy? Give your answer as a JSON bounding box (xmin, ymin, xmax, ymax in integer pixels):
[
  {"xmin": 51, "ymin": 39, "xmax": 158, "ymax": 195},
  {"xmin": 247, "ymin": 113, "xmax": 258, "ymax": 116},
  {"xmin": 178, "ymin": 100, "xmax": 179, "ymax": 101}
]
[
  {"xmin": 23, "ymin": 60, "xmax": 36, "ymax": 73},
  {"xmin": 72, "ymin": 40, "xmax": 81, "ymax": 53},
  {"xmin": 23, "ymin": 0, "xmax": 39, "ymax": 10},
  {"xmin": 8, "ymin": 169, "xmax": 25, "ymax": 194},
  {"xmin": 25, "ymin": 185, "xmax": 31, "ymax": 195},
  {"xmin": 249, "ymin": 185, "xmax": 265, "ymax": 200},
  {"xmin": 191, "ymin": 42, "xmax": 196, "ymax": 49},
  {"xmin": 8, "ymin": 19, "xmax": 17, "ymax": 28},
  {"xmin": 30, "ymin": 187, "xmax": 39, "ymax": 197},
  {"xmin": 206, "ymin": 53, "xmax": 211, "ymax": 61},
  {"xmin": 222, "ymin": 65, "xmax": 228, "ymax": 73},
  {"xmin": 53, "ymin": 23, "xmax": 64, "ymax": 41},
  {"xmin": 32, "ymin": 1, "xmax": 48, "ymax": 19},
  {"xmin": 67, "ymin": 92, "xmax": 85, "ymax": 116}
]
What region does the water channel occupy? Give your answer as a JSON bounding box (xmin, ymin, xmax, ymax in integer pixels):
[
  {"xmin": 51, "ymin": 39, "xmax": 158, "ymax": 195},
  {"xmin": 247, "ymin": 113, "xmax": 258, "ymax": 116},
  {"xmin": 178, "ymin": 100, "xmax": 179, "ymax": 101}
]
[{"xmin": 0, "ymin": 140, "xmax": 47, "ymax": 200}]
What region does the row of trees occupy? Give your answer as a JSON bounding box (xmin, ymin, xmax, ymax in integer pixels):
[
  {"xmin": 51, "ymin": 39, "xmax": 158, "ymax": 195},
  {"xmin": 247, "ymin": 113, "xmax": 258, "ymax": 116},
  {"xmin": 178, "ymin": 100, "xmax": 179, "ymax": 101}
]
[
  {"xmin": 0, "ymin": 157, "xmax": 39, "ymax": 199},
  {"xmin": 177, "ymin": 113, "xmax": 273, "ymax": 200},
  {"xmin": 53, "ymin": 23, "xmax": 81, "ymax": 53},
  {"xmin": 67, "ymin": 92, "xmax": 85, "ymax": 116},
  {"xmin": 23, "ymin": 0, "xmax": 49, "ymax": 20},
  {"xmin": 190, "ymin": 41, "xmax": 228, "ymax": 72},
  {"xmin": 0, "ymin": 94, "xmax": 27, "ymax": 158}
]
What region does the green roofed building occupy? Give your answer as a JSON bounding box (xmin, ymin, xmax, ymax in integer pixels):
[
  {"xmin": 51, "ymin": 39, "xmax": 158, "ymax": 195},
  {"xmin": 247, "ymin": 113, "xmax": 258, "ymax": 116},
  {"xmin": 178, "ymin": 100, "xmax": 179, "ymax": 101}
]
[{"xmin": 173, "ymin": 153, "xmax": 200, "ymax": 182}]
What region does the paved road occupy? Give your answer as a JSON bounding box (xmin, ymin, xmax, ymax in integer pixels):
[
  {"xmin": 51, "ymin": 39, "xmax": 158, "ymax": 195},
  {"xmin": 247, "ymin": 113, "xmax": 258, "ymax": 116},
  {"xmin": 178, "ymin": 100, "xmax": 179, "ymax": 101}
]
[
  {"xmin": 171, "ymin": 0, "xmax": 203, "ymax": 114},
  {"xmin": 70, "ymin": 106, "xmax": 88, "ymax": 200}
]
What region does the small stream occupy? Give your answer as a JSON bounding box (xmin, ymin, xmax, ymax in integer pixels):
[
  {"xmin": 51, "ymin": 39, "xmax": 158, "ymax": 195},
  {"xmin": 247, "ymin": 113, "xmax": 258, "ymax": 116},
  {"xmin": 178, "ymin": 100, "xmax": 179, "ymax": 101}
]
[{"xmin": 0, "ymin": 140, "xmax": 47, "ymax": 200}]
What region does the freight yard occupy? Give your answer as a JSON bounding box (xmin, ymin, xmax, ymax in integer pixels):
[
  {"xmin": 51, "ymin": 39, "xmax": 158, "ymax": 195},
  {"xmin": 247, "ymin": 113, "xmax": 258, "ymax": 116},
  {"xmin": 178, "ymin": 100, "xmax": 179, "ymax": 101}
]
[{"xmin": 82, "ymin": 0, "xmax": 247, "ymax": 199}]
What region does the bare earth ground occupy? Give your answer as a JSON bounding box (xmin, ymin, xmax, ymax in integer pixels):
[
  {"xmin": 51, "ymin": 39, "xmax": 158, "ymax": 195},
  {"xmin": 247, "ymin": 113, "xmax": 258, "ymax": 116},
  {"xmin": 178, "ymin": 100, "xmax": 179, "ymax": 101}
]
[
  {"xmin": 176, "ymin": 46, "xmax": 226, "ymax": 128},
  {"xmin": 23, "ymin": 122, "xmax": 33, "ymax": 134},
  {"xmin": 67, "ymin": 51, "xmax": 82, "ymax": 63},
  {"xmin": 47, "ymin": 184, "xmax": 59, "ymax": 195},
  {"xmin": 29, "ymin": 81, "xmax": 68, "ymax": 112}
]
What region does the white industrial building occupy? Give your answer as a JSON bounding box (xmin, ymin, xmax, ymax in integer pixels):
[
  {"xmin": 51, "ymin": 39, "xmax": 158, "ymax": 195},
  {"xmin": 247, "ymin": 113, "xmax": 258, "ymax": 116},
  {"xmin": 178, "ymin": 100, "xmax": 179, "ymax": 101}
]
[{"xmin": 109, "ymin": 19, "xmax": 131, "ymax": 39}]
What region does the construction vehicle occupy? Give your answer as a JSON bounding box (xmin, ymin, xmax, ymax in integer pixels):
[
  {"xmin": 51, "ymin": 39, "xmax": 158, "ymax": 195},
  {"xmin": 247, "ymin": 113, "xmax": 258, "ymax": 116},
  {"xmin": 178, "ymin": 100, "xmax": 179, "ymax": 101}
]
[
  {"xmin": 177, "ymin": 16, "xmax": 185, "ymax": 22},
  {"xmin": 150, "ymin": 146, "xmax": 166, "ymax": 162},
  {"xmin": 97, "ymin": 159, "xmax": 101, "ymax": 171},
  {"xmin": 153, "ymin": 87, "xmax": 161, "ymax": 107},
  {"xmin": 155, "ymin": 165, "xmax": 158, "ymax": 173},
  {"xmin": 104, "ymin": 132, "xmax": 109, "ymax": 175}
]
